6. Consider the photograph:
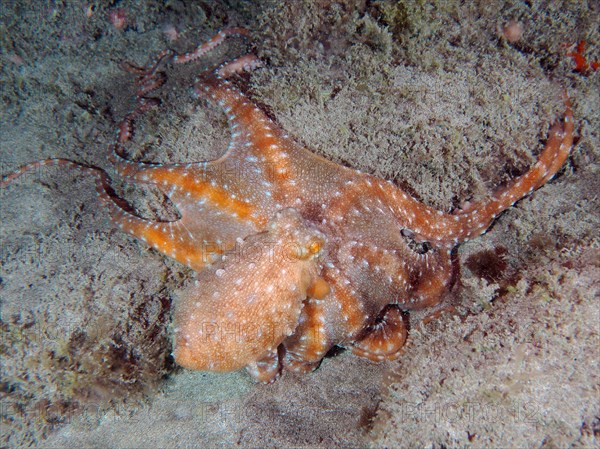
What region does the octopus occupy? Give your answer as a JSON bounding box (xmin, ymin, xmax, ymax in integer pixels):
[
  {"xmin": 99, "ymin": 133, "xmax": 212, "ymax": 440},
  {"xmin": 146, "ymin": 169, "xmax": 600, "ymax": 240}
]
[{"xmin": 1, "ymin": 29, "xmax": 574, "ymax": 383}]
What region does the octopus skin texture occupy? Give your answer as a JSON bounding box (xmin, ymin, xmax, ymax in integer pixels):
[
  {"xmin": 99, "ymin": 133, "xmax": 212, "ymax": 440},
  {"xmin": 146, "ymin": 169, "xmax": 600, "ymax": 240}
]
[{"xmin": 1, "ymin": 29, "xmax": 575, "ymax": 383}]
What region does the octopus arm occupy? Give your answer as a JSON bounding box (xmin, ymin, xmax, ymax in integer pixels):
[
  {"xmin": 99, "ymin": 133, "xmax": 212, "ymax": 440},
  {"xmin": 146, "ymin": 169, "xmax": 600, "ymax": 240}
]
[{"xmin": 384, "ymin": 100, "xmax": 574, "ymax": 246}]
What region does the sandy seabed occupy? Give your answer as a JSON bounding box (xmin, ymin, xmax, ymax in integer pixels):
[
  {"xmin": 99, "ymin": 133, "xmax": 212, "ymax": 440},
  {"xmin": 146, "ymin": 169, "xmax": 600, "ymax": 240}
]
[{"xmin": 1, "ymin": 1, "xmax": 598, "ymax": 448}]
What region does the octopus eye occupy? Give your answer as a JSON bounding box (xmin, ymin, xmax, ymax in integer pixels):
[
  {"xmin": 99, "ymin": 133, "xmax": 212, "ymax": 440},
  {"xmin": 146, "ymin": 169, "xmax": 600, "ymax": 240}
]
[
  {"xmin": 401, "ymin": 229, "xmax": 432, "ymax": 255},
  {"xmin": 287, "ymin": 237, "xmax": 324, "ymax": 260},
  {"xmin": 413, "ymin": 240, "xmax": 432, "ymax": 255},
  {"xmin": 308, "ymin": 239, "xmax": 323, "ymax": 255}
]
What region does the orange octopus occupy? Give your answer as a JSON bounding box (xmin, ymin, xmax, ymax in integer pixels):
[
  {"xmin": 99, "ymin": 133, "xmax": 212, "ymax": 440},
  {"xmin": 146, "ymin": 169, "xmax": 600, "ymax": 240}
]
[{"xmin": 1, "ymin": 29, "xmax": 574, "ymax": 383}]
